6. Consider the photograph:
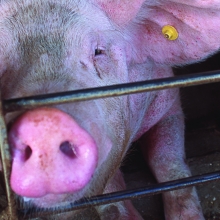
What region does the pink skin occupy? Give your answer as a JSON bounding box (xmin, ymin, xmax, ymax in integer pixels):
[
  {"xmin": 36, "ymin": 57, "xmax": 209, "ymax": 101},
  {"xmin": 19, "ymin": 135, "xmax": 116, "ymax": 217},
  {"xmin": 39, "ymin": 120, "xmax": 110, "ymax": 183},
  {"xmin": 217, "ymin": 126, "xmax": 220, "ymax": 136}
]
[{"xmin": 0, "ymin": 0, "xmax": 220, "ymax": 219}]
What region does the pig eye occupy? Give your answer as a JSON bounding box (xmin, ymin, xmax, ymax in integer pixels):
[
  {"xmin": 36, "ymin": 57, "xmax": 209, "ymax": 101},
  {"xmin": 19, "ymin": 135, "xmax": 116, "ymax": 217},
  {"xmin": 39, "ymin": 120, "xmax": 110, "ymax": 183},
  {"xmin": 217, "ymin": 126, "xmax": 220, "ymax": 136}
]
[{"xmin": 95, "ymin": 48, "xmax": 104, "ymax": 56}]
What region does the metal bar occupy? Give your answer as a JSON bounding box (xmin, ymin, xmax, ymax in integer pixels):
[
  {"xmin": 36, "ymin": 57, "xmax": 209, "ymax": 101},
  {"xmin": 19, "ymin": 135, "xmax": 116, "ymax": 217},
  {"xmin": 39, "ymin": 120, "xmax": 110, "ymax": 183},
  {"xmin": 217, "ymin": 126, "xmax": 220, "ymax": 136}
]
[
  {"xmin": 0, "ymin": 97, "xmax": 17, "ymax": 219},
  {"xmin": 2, "ymin": 71, "xmax": 220, "ymax": 219},
  {"xmin": 19, "ymin": 171, "xmax": 220, "ymax": 219},
  {"xmin": 4, "ymin": 70, "xmax": 220, "ymax": 112}
]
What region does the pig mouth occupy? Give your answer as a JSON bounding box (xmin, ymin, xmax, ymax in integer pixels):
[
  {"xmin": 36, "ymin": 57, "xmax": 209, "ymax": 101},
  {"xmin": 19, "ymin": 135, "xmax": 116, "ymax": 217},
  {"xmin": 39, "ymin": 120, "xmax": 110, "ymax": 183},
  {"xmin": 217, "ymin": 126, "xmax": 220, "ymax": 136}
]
[{"xmin": 7, "ymin": 107, "xmax": 99, "ymax": 206}]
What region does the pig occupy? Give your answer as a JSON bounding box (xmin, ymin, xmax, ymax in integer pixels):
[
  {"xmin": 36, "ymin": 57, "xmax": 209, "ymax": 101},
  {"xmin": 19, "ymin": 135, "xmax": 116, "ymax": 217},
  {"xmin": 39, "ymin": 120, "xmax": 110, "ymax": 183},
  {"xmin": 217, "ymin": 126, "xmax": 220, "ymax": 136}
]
[{"xmin": 0, "ymin": 0, "xmax": 220, "ymax": 219}]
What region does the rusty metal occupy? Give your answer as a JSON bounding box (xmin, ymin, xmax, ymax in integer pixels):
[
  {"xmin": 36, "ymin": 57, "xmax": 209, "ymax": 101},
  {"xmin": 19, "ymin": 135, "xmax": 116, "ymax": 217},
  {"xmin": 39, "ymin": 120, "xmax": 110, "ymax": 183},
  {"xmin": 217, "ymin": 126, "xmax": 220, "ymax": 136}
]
[
  {"xmin": 3, "ymin": 70, "xmax": 220, "ymax": 112},
  {"xmin": 0, "ymin": 96, "xmax": 17, "ymax": 219},
  {"xmin": 18, "ymin": 171, "xmax": 220, "ymax": 219}
]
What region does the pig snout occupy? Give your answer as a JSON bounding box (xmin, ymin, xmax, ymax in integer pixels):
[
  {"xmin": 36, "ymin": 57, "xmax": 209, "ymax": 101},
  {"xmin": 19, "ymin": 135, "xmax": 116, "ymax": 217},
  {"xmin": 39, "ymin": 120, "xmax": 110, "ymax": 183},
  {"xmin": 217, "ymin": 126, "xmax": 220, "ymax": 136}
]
[{"xmin": 8, "ymin": 108, "xmax": 98, "ymax": 198}]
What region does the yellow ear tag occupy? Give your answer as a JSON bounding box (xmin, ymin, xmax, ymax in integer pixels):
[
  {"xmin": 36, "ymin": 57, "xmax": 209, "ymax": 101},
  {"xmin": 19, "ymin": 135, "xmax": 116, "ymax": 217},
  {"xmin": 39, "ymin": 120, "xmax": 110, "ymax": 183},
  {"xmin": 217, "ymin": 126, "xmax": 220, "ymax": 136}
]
[{"xmin": 162, "ymin": 25, "xmax": 178, "ymax": 41}]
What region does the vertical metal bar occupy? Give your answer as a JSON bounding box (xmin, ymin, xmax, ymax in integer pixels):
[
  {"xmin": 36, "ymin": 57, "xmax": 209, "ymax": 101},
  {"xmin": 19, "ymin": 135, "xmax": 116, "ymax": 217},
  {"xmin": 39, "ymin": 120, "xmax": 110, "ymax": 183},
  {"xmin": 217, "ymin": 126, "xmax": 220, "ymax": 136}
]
[{"xmin": 0, "ymin": 98, "xmax": 17, "ymax": 220}]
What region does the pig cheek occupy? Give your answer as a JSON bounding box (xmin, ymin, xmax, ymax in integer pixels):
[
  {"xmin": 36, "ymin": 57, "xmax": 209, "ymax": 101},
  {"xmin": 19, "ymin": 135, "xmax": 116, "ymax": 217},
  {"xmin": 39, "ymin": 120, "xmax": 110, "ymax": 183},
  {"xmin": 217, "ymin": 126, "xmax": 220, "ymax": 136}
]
[{"xmin": 89, "ymin": 122, "xmax": 112, "ymax": 166}]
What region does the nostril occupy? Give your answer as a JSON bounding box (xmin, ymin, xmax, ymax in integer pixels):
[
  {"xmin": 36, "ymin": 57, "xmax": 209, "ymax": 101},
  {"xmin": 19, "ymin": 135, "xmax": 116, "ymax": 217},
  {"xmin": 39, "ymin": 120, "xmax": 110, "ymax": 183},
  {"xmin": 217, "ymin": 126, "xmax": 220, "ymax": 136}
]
[
  {"xmin": 12, "ymin": 145, "xmax": 33, "ymax": 162},
  {"xmin": 59, "ymin": 141, "xmax": 76, "ymax": 158},
  {"xmin": 24, "ymin": 146, "xmax": 32, "ymax": 161}
]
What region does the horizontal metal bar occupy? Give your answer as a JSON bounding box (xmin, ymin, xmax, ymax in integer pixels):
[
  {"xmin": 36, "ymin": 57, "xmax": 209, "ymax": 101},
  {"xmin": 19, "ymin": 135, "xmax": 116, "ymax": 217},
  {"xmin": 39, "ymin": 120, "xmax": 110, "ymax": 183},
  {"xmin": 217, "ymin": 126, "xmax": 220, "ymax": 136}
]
[
  {"xmin": 19, "ymin": 171, "xmax": 220, "ymax": 219},
  {"xmin": 4, "ymin": 70, "xmax": 220, "ymax": 112}
]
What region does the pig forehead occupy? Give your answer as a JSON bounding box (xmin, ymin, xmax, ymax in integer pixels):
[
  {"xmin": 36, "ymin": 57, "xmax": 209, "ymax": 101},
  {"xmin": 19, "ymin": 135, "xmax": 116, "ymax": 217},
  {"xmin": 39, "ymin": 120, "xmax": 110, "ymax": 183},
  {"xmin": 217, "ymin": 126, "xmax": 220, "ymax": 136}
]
[
  {"xmin": 0, "ymin": 0, "xmax": 112, "ymax": 36},
  {"xmin": 0, "ymin": 0, "xmax": 113, "ymax": 61}
]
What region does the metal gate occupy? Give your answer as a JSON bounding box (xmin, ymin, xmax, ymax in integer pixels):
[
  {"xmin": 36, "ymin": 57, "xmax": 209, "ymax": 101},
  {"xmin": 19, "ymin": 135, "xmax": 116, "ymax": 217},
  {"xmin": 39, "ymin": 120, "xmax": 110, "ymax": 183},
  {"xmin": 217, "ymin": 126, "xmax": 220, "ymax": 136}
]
[{"xmin": 1, "ymin": 70, "xmax": 220, "ymax": 219}]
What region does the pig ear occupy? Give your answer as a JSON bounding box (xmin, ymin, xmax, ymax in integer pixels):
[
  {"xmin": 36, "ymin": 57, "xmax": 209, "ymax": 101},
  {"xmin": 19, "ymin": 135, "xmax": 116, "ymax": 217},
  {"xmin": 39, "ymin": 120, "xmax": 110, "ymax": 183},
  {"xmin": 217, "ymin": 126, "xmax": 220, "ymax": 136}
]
[
  {"xmin": 94, "ymin": 0, "xmax": 145, "ymax": 25},
  {"xmin": 96, "ymin": 0, "xmax": 220, "ymax": 66}
]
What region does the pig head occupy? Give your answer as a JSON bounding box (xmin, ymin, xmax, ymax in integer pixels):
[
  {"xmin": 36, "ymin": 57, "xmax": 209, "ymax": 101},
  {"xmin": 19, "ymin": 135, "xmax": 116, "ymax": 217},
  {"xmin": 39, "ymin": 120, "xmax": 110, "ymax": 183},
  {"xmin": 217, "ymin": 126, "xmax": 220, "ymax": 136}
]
[{"xmin": 0, "ymin": 0, "xmax": 220, "ymax": 219}]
